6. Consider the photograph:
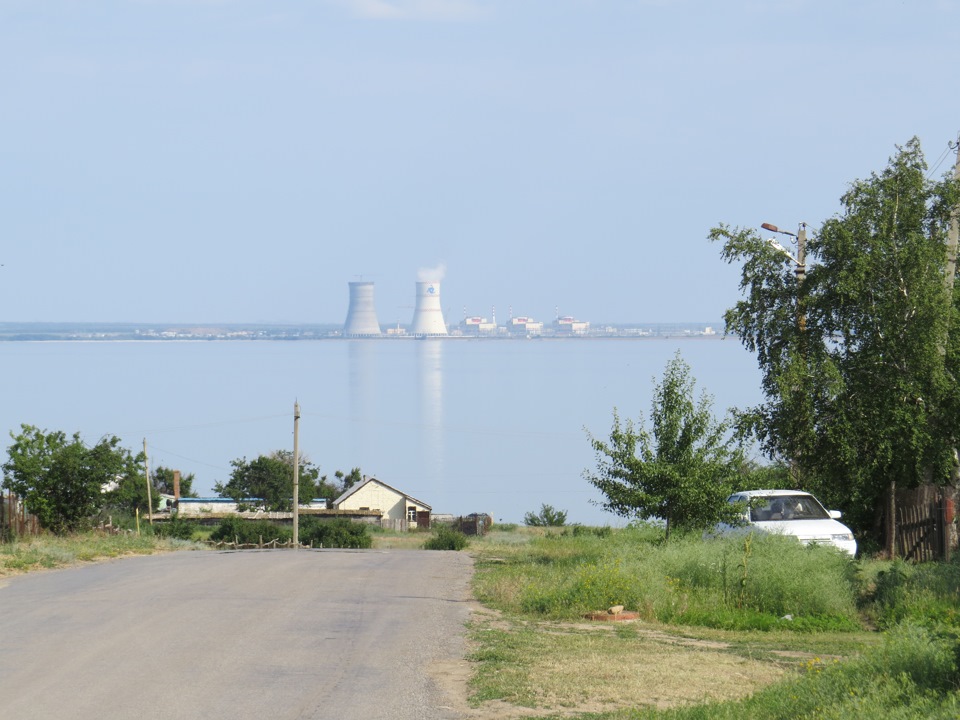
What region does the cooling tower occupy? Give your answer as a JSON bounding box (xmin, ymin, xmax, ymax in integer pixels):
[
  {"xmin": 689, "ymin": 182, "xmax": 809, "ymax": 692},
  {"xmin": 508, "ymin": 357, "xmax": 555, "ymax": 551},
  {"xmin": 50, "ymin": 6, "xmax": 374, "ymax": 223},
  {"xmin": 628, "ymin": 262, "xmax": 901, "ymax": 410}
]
[
  {"xmin": 410, "ymin": 281, "xmax": 448, "ymax": 336},
  {"xmin": 343, "ymin": 281, "xmax": 382, "ymax": 336}
]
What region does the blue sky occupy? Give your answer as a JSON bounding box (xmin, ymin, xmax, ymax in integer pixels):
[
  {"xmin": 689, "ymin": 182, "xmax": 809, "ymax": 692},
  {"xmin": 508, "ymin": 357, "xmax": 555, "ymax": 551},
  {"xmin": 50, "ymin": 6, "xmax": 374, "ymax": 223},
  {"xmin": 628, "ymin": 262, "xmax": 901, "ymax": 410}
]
[{"xmin": 2, "ymin": 0, "xmax": 959, "ymax": 326}]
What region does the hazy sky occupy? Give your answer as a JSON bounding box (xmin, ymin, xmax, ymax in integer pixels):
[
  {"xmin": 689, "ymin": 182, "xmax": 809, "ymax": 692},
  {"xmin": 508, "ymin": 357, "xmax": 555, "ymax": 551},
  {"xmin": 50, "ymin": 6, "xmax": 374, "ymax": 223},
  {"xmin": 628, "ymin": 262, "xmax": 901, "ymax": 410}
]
[{"xmin": 3, "ymin": 0, "xmax": 959, "ymax": 326}]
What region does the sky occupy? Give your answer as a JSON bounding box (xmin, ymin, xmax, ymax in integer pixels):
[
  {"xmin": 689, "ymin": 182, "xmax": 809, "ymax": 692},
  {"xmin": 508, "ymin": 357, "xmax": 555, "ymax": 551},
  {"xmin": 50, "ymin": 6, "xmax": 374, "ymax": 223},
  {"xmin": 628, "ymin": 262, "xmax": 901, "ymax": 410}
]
[{"xmin": 2, "ymin": 0, "xmax": 959, "ymax": 326}]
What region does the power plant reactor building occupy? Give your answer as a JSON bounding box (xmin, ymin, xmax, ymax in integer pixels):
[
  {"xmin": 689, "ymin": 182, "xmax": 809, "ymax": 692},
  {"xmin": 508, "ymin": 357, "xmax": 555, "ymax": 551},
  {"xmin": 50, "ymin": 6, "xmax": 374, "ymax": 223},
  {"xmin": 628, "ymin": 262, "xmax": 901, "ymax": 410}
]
[
  {"xmin": 343, "ymin": 281, "xmax": 382, "ymax": 336},
  {"xmin": 409, "ymin": 281, "xmax": 448, "ymax": 336}
]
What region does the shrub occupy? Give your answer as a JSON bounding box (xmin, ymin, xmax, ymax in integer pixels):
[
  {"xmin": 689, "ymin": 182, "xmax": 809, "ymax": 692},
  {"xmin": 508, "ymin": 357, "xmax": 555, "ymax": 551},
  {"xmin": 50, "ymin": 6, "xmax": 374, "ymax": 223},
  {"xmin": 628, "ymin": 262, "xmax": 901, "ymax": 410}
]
[
  {"xmin": 299, "ymin": 517, "xmax": 372, "ymax": 549},
  {"xmin": 209, "ymin": 516, "xmax": 291, "ymax": 544},
  {"xmin": 524, "ymin": 504, "xmax": 568, "ymax": 527},
  {"xmin": 155, "ymin": 514, "xmax": 196, "ymax": 541},
  {"xmin": 424, "ymin": 526, "xmax": 469, "ymax": 551}
]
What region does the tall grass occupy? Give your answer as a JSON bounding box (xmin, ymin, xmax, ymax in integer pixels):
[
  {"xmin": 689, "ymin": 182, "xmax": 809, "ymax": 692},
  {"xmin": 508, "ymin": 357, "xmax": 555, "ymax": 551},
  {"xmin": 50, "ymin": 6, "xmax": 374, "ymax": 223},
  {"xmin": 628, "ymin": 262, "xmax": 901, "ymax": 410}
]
[
  {"xmin": 863, "ymin": 555, "xmax": 960, "ymax": 631},
  {"xmin": 474, "ymin": 526, "xmax": 861, "ymax": 631}
]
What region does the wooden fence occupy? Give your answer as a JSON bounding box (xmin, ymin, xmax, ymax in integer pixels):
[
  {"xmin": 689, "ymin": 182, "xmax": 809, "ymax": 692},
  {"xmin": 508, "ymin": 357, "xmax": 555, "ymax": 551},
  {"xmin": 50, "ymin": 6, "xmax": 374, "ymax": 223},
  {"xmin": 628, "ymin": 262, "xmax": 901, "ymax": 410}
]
[
  {"xmin": 1, "ymin": 491, "xmax": 41, "ymax": 538},
  {"xmin": 896, "ymin": 499, "xmax": 952, "ymax": 563},
  {"xmin": 206, "ymin": 538, "xmax": 311, "ymax": 550},
  {"xmin": 452, "ymin": 514, "xmax": 492, "ymax": 536}
]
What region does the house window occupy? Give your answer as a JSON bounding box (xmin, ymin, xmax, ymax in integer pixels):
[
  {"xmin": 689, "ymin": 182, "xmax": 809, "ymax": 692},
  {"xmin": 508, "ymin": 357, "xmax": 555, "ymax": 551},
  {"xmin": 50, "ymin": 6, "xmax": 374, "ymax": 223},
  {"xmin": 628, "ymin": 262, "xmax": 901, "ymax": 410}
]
[{"xmin": 407, "ymin": 507, "xmax": 418, "ymax": 522}]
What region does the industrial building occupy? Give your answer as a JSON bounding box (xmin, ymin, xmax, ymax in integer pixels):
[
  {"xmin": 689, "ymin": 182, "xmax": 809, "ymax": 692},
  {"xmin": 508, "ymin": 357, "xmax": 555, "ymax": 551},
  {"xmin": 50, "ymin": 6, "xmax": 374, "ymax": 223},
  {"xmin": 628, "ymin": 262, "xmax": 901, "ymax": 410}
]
[
  {"xmin": 343, "ymin": 281, "xmax": 382, "ymax": 336},
  {"xmin": 409, "ymin": 281, "xmax": 448, "ymax": 336}
]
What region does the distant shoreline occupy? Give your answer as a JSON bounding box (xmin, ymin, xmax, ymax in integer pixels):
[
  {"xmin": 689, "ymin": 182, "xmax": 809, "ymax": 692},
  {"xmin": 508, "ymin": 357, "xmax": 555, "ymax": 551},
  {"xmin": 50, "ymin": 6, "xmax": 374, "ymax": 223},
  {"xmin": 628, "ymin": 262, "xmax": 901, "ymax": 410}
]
[{"xmin": 0, "ymin": 321, "xmax": 728, "ymax": 342}]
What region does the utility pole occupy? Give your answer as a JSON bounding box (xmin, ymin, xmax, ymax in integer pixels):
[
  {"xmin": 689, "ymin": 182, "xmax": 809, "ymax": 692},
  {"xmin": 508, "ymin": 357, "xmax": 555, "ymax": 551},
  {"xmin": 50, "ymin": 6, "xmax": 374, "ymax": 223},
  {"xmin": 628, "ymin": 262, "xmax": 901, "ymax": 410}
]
[
  {"xmin": 945, "ymin": 134, "xmax": 960, "ymax": 299},
  {"xmin": 292, "ymin": 401, "xmax": 300, "ymax": 549},
  {"xmin": 942, "ymin": 135, "xmax": 960, "ymax": 557},
  {"xmin": 762, "ymin": 221, "xmax": 808, "ymax": 484},
  {"xmin": 143, "ymin": 438, "xmax": 153, "ymax": 525}
]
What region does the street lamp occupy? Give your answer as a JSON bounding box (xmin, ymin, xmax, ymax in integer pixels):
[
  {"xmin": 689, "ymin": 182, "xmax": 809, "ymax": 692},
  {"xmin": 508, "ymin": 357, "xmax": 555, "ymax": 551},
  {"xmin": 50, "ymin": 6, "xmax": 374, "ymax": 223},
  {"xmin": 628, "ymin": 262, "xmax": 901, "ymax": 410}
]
[{"xmin": 761, "ymin": 222, "xmax": 807, "ymax": 282}]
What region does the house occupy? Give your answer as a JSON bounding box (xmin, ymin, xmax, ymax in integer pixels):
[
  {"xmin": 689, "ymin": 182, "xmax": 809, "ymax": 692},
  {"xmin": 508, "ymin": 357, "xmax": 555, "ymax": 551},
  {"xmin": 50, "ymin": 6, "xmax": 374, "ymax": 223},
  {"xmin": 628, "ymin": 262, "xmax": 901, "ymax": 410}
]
[{"xmin": 333, "ymin": 476, "xmax": 432, "ymax": 529}]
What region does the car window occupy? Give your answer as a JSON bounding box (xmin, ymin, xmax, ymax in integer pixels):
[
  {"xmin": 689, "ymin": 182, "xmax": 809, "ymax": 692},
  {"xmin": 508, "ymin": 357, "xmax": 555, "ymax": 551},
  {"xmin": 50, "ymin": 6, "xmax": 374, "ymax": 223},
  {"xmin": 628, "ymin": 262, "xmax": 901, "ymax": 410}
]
[{"xmin": 749, "ymin": 495, "xmax": 829, "ymax": 521}]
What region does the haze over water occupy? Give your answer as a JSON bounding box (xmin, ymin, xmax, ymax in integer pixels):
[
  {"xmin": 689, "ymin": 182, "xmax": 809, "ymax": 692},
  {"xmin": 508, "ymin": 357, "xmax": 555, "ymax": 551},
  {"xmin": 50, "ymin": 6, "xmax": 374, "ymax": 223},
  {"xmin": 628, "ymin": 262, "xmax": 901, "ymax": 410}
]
[{"xmin": 1, "ymin": 338, "xmax": 762, "ymax": 525}]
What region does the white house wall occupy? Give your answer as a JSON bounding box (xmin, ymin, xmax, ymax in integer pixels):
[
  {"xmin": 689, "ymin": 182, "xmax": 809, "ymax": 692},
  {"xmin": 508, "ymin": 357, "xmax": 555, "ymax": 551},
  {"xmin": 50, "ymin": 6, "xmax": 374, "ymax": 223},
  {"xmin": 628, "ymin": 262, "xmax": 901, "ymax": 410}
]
[{"xmin": 337, "ymin": 482, "xmax": 428, "ymax": 521}]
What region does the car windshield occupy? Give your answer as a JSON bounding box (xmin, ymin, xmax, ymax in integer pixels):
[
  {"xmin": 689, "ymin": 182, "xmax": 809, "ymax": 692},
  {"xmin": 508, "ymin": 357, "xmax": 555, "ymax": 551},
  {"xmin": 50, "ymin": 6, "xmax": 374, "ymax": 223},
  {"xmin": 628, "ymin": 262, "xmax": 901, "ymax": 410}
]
[{"xmin": 749, "ymin": 495, "xmax": 830, "ymax": 522}]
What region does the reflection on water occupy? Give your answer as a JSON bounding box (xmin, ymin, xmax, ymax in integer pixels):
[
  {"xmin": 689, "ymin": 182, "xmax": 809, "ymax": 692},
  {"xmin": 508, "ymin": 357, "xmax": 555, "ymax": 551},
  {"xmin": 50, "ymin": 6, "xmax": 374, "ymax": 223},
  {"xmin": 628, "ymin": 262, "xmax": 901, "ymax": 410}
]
[
  {"xmin": 0, "ymin": 338, "xmax": 763, "ymax": 524},
  {"xmin": 417, "ymin": 339, "xmax": 444, "ymax": 488},
  {"xmin": 347, "ymin": 340, "xmax": 376, "ymax": 467}
]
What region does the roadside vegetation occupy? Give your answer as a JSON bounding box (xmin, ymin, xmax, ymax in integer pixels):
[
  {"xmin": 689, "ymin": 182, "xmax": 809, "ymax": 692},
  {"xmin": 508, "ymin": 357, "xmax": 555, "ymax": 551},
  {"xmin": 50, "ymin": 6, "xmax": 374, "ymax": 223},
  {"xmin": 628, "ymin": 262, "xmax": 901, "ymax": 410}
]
[
  {"xmin": 465, "ymin": 524, "xmax": 960, "ymax": 719},
  {"xmin": 200, "ymin": 515, "xmax": 374, "ymax": 548},
  {"xmin": 474, "ymin": 524, "xmax": 860, "ymax": 632},
  {"xmin": 0, "ymin": 532, "xmax": 202, "ymax": 575}
]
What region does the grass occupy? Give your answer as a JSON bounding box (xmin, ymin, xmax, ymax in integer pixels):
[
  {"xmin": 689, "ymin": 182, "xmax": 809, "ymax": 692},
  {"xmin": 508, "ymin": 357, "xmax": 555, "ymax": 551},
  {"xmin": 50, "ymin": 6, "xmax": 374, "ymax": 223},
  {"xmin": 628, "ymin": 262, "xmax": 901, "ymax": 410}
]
[
  {"xmin": 469, "ymin": 614, "xmax": 801, "ymax": 713},
  {"xmin": 0, "ymin": 532, "xmax": 205, "ymax": 575},
  {"xmin": 619, "ymin": 624, "xmax": 960, "ymax": 720},
  {"xmin": 474, "ymin": 525, "xmax": 861, "ymax": 631},
  {"xmin": 465, "ymin": 525, "xmax": 960, "ymax": 719}
]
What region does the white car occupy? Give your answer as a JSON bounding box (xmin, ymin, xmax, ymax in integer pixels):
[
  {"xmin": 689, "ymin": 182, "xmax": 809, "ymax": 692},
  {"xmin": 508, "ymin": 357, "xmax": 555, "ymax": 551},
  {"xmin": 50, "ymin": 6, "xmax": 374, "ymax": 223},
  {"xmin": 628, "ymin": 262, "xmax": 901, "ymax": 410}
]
[{"xmin": 724, "ymin": 489, "xmax": 857, "ymax": 556}]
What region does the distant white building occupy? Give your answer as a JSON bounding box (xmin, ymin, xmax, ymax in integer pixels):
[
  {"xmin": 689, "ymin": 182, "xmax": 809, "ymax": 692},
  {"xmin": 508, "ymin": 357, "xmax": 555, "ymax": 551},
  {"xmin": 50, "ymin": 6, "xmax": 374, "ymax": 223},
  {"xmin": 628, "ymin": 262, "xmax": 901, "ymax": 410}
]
[
  {"xmin": 176, "ymin": 497, "xmax": 328, "ymax": 516},
  {"xmin": 554, "ymin": 316, "xmax": 590, "ymax": 335},
  {"xmin": 333, "ymin": 477, "xmax": 432, "ymax": 529},
  {"xmin": 506, "ymin": 316, "xmax": 542, "ymax": 335},
  {"xmin": 461, "ymin": 316, "xmax": 498, "ymax": 335}
]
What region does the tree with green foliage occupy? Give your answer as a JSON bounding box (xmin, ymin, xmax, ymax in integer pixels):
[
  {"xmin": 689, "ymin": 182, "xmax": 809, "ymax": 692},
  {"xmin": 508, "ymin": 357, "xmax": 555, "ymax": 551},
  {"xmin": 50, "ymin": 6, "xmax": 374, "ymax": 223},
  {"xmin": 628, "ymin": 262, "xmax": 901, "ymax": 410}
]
[
  {"xmin": 152, "ymin": 466, "xmax": 198, "ymax": 498},
  {"xmin": 523, "ymin": 503, "xmax": 568, "ymax": 527},
  {"xmin": 585, "ymin": 353, "xmax": 745, "ymax": 539},
  {"xmin": 103, "ymin": 465, "xmax": 158, "ymax": 517},
  {"xmin": 2, "ymin": 424, "xmax": 144, "ymax": 534},
  {"xmin": 214, "ymin": 450, "xmax": 319, "ymax": 511},
  {"xmin": 316, "ymin": 466, "xmax": 363, "ymax": 501},
  {"xmin": 712, "ymin": 138, "xmax": 960, "ymax": 550}
]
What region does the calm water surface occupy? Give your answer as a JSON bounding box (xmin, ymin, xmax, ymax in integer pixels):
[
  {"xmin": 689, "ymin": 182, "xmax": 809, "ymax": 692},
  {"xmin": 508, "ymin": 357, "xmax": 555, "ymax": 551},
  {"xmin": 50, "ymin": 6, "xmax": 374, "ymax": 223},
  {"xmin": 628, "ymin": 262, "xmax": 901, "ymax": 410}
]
[{"xmin": 1, "ymin": 338, "xmax": 761, "ymax": 525}]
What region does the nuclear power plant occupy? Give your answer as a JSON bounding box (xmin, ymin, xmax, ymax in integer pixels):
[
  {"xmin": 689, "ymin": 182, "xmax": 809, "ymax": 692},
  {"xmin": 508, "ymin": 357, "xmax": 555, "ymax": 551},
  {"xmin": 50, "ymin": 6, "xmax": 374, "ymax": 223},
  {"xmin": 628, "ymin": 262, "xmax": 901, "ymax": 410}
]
[
  {"xmin": 343, "ymin": 281, "xmax": 382, "ymax": 336},
  {"xmin": 339, "ymin": 275, "xmax": 601, "ymax": 338},
  {"xmin": 409, "ymin": 281, "xmax": 448, "ymax": 336}
]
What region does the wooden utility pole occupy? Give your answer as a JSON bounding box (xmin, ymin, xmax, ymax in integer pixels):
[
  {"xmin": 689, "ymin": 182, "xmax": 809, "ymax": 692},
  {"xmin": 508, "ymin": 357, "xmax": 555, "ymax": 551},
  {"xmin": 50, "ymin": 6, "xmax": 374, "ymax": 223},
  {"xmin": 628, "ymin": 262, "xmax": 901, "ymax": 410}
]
[
  {"xmin": 143, "ymin": 438, "xmax": 153, "ymax": 525},
  {"xmin": 945, "ymin": 134, "xmax": 960, "ymax": 294},
  {"xmin": 292, "ymin": 401, "xmax": 300, "ymax": 549}
]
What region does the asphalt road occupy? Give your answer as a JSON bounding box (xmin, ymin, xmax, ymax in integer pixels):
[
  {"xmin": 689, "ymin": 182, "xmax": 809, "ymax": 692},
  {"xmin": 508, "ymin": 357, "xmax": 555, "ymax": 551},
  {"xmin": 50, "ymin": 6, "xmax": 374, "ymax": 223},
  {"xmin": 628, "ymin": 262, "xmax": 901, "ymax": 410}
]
[{"xmin": 0, "ymin": 549, "xmax": 475, "ymax": 720}]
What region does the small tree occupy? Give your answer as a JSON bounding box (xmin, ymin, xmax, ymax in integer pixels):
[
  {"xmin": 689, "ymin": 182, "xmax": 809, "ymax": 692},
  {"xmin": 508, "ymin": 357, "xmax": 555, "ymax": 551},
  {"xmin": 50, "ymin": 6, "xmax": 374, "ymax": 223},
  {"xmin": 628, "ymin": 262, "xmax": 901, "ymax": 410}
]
[
  {"xmin": 214, "ymin": 451, "xmax": 319, "ymax": 511},
  {"xmin": 317, "ymin": 467, "xmax": 364, "ymax": 501},
  {"xmin": 2, "ymin": 424, "xmax": 143, "ymax": 534},
  {"xmin": 584, "ymin": 353, "xmax": 744, "ymax": 539},
  {"xmin": 523, "ymin": 503, "xmax": 568, "ymax": 527},
  {"xmin": 152, "ymin": 466, "xmax": 198, "ymax": 498}
]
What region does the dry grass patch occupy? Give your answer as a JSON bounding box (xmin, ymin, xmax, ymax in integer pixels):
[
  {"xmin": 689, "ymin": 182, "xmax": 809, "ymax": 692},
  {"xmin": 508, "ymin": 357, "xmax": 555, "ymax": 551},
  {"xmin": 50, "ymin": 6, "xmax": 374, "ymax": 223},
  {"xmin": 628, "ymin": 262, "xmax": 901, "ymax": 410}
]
[
  {"xmin": 469, "ymin": 616, "xmax": 788, "ymax": 715},
  {"xmin": 371, "ymin": 531, "xmax": 431, "ymax": 550},
  {"xmin": 0, "ymin": 534, "xmax": 204, "ymax": 575}
]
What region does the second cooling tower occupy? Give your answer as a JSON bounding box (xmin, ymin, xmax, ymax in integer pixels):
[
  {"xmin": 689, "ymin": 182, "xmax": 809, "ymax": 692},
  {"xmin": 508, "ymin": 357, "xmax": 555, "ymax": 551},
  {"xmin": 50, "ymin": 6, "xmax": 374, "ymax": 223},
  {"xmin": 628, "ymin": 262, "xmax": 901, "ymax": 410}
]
[
  {"xmin": 343, "ymin": 281, "xmax": 382, "ymax": 336},
  {"xmin": 410, "ymin": 281, "xmax": 448, "ymax": 336}
]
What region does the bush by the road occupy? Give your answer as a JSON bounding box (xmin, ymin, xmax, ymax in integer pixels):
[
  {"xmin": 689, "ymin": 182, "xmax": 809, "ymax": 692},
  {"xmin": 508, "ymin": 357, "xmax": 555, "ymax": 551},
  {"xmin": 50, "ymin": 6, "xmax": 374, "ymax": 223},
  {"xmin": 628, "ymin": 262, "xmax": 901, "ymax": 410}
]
[
  {"xmin": 424, "ymin": 526, "xmax": 469, "ymax": 551},
  {"xmin": 209, "ymin": 517, "xmax": 292, "ymax": 545},
  {"xmin": 154, "ymin": 514, "xmax": 197, "ymax": 541},
  {"xmin": 299, "ymin": 517, "xmax": 371, "ymax": 549}
]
